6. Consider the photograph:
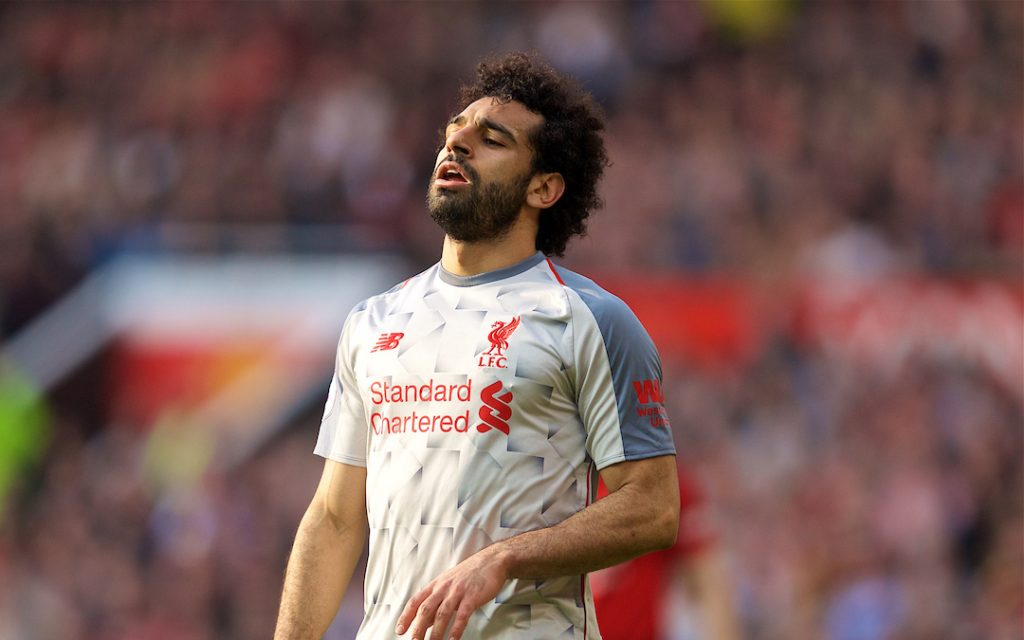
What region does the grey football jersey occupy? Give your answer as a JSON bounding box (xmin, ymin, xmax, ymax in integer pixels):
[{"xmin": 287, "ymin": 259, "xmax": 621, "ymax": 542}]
[{"xmin": 315, "ymin": 252, "xmax": 674, "ymax": 639}]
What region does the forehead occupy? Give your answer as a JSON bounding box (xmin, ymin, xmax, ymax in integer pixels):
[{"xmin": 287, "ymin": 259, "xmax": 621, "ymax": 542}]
[{"xmin": 453, "ymin": 97, "xmax": 543, "ymax": 140}]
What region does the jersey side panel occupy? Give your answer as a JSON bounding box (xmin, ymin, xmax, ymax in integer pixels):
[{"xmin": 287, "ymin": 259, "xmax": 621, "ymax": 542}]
[{"xmin": 555, "ymin": 268, "xmax": 676, "ymax": 469}]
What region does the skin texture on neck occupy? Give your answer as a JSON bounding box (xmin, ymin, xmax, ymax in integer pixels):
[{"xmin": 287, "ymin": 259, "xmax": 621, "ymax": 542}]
[{"xmin": 440, "ymin": 210, "xmax": 539, "ymax": 276}]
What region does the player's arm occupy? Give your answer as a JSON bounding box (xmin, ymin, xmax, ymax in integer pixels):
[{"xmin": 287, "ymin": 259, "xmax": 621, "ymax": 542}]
[
  {"xmin": 274, "ymin": 459, "xmax": 368, "ymax": 640},
  {"xmin": 498, "ymin": 455, "xmax": 679, "ymax": 574},
  {"xmin": 396, "ymin": 454, "xmax": 680, "ymax": 640}
]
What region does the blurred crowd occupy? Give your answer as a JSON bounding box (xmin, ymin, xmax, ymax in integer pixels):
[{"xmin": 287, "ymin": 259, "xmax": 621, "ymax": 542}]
[
  {"xmin": 670, "ymin": 348, "xmax": 1022, "ymax": 639},
  {"xmin": 1, "ymin": 0, "xmax": 1021, "ymax": 333},
  {"xmin": 0, "ymin": 1, "xmax": 1021, "ymax": 639}
]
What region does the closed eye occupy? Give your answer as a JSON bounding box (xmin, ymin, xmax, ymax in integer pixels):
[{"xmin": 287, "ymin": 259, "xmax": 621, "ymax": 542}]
[{"xmin": 483, "ymin": 138, "xmax": 504, "ymax": 147}]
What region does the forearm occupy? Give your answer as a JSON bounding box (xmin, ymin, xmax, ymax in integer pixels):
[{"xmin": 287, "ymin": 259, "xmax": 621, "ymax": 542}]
[
  {"xmin": 274, "ymin": 503, "xmax": 367, "ymax": 640},
  {"xmin": 492, "ymin": 479, "xmax": 678, "ymax": 579}
]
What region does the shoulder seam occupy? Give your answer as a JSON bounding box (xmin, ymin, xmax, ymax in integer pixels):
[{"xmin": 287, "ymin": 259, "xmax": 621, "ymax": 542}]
[{"xmin": 545, "ymin": 260, "xmax": 576, "ymax": 380}]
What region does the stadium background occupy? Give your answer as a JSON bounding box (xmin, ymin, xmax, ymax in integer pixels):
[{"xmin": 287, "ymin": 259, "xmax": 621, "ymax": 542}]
[{"xmin": 0, "ymin": 1, "xmax": 1021, "ymax": 638}]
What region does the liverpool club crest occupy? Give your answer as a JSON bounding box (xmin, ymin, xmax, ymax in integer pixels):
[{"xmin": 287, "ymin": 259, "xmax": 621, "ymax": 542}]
[{"xmin": 477, "ymin": 316, "xmax": 521, "ymax": 368}]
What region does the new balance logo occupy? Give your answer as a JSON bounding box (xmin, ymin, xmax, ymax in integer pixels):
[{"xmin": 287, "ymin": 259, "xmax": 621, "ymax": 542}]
[
  {"xmin": 476, "ymin": 380, "xmax": 512, "ymax": 435},
  {"xmin": 478, "ymin": 316, "xmax": 521, "ymax": 368},
  {"xmin": 371, "ymin": 332, "xmax": 405, "ymax": 352},
  {"xmin": 632, "ymin": 379, "xmax": 664, "ymax": 404}
]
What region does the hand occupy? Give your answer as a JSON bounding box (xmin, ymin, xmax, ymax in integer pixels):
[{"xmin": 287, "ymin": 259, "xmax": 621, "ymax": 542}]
[{"xmin": 395, "ymin": 546, "xmax": 509, "ymax": 640}]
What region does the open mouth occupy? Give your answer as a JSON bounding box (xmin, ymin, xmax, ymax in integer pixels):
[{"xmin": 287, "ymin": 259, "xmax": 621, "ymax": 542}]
[{"xmin": 434, "ymin": 161, "xmax": 471, "ymax": 188}]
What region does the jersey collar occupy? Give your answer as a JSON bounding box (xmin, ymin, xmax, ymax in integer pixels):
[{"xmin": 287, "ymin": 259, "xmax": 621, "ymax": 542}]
[{"xmin": 438, "ymin": 251, "xmax": 546, "ymax": 287}]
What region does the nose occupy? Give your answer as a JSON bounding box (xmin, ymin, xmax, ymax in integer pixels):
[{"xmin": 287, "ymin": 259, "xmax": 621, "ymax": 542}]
[{"xmin": 444, "ymin": 125, "xmax": 472, "ymax": 158}]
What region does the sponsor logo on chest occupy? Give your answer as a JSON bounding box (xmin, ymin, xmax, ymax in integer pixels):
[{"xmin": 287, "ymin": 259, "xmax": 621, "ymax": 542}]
[{"xmin": 368, "ymin": 377, "xmax": 515, "ymax": 437}]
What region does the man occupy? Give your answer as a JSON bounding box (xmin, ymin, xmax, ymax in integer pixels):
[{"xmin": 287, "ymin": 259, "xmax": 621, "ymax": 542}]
[{"xmin": 274, "ymin": 53, "xmax": 680, "ymax": 640}]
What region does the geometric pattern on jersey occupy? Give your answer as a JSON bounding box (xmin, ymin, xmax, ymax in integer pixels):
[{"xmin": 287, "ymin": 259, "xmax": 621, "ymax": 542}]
[{"xmin": 315, "ymin": 251, "xmax": 675, "ymax": 639}]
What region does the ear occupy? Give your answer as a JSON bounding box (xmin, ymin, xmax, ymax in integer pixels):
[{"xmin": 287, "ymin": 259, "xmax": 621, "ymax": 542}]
[{"xmin": 525, "ymin": 172, "xmax": 565, "ymax": 210}]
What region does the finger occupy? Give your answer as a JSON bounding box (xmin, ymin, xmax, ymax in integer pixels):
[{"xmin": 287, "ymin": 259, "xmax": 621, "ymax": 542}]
[
  {"xmin": 432, "ymin": 594, "xmax": 460, "ymax": 640},
  {"xmin": 408, "ymin": 591, "xmax": 445, "ymax": 640},
  {"xmin": 444, "ymin": 601, "xmax": 477, "ymax": 640},
  {"xmin": 396, "ymin": 586, "xmax": 431, "ymax": 636}
]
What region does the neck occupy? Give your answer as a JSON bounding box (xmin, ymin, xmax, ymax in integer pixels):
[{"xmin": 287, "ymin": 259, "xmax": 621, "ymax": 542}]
[{"xmin": 440, "ymin": 212, "xmax": 539, "ymax": 276}]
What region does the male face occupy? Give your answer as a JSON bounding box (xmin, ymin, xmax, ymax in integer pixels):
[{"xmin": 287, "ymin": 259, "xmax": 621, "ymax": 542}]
[{"xmin": 427, "ymin": 97, "xmax": 544, "ymax": 243}]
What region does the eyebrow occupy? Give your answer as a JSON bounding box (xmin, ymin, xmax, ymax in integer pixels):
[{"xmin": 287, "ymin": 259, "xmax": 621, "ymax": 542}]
[{"xmin": 448, "ymin": 115, "xmax": 518, "ymax": 144}]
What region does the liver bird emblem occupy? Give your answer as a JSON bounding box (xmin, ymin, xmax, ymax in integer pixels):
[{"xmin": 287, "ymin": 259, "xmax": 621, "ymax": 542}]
[{"xmin": 484, "ymin": 316, "xmax": 521, "ymax": 356}]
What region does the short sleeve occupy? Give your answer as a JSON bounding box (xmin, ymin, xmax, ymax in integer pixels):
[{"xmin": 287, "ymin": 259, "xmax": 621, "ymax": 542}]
[
  {"xmin": 313, "ymin": 309, "xmax": 368, "ymax": 467},
  {"xmin": 566, "ymin": 286, "xmax": 676, "ymax": 470}
]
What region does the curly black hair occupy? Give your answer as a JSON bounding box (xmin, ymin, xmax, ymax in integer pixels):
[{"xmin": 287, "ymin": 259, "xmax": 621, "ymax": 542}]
[{"xmin": 457, "ymin": 53, "xmax": 609, "ymax": 257}]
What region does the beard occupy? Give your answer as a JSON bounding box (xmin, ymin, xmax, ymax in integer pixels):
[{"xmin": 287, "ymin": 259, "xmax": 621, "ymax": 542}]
[{"xmin": 427, "ymin": 163, "xmax": 532, "ymax": 244}]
